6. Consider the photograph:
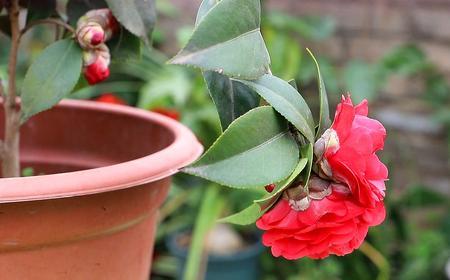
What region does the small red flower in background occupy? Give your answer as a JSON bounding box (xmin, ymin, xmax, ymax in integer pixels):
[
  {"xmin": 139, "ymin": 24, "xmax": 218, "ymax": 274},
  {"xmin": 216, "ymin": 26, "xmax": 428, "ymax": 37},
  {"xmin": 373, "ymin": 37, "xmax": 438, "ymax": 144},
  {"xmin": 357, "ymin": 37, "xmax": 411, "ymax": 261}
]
[
  {"xmin": 257, "ymin": 96, "xmax": 388, "ymax": 260},
  {"xmin": 94, "ymin": 93, "xmax": 126, "ymax": 105},
  {"xmin": 151, "ymin": 107, "xmax": 180, "ymax": 121}
]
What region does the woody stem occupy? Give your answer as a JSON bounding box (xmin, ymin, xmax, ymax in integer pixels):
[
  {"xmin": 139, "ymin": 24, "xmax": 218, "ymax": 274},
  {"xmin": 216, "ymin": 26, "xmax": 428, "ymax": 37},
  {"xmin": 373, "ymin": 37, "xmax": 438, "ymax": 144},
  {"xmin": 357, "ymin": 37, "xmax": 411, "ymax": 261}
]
[{"xmin": 2, "ymin": 0, "xmax": 21, "ymax": 177}]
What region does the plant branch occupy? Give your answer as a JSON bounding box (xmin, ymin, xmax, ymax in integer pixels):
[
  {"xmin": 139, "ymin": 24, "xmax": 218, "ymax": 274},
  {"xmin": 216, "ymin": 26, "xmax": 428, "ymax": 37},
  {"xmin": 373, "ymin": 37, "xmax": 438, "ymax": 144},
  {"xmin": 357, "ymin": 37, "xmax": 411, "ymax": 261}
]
[
  {"xmin": 359, "ymin": 241, "xmax": 390, "ymax": 280},
  {"xmin": 21, "ymin": 18, "xmax": 75, "ymax": 38},
  {"xmin": 2, "ymin": 0, "xmax": 21, "ymax": 177}
]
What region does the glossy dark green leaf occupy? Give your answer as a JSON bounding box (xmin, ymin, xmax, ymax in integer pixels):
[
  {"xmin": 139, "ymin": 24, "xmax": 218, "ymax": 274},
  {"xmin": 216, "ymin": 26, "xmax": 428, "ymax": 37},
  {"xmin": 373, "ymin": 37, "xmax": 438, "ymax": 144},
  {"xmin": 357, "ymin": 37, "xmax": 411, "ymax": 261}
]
[
  {"xmin": 236, "ymin": 74, "xmax": 315, "ymax": 143},
  {"xmin": 170, "ymin": 0, "xmax": 270, "ymax": 79},
  {"xmin": 21, "ymin": 39, "xmax": 82, "ymax": 122},
  {"xmin": 204, "ymin": 71, "xmax": 259, "ymax": 131},
  {"xmin": 108, "ymin": 27, "xmax": 141, "ymax": 61},
  {"xmin": 105, "ymin": 0, "xmax": 156, "ymax": 42},
  {"xmin": 195, "ymin": 0, "xmax": 220, "ymax": 25},
  {"xmin": 301, "ymin": 143, "xmax": 314, "ymax": 188},
  {"xmin": 26, "ymin": 0, "xmax": 57, "ymax": 22},
  {"xmin": 307, "ymin": 48, "xmax": 331, "ymax": 139},
  {"xmin": 288, "ymin": 79, "xmax": 297, "ymax": 90},
  {"xmin": 195, "ymin": 0, "xmax": 259, "ymax": 131},
  {"xmin": 183, "ymin": 106, "xmax": 299, "ymax": 188},
  {"xmin": 66, "ymin": 0, "xmax": 107, "ymax": 26}
]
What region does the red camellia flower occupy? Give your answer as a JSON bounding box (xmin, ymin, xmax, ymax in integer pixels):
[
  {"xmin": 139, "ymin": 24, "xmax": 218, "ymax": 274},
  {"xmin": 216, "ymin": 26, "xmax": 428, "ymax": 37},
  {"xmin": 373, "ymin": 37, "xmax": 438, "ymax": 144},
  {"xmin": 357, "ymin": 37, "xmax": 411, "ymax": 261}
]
[
  {"xmin": 316, "ymin": 96, "xmax": 388, "ymax": 207},
  {"xmin": 94, "ymin": 93, "xmax": 126, "ymax": 105},
  {"xmin": 151, "ymin": 107, "xmax": 180, "ymax": 121},
  {"xmin": 257, "ymin": 95, "xmax": 388, "ymax": 260},
  {"xmin": 256, "ymin": 184, "xmax": 385, "ymax": 260}
]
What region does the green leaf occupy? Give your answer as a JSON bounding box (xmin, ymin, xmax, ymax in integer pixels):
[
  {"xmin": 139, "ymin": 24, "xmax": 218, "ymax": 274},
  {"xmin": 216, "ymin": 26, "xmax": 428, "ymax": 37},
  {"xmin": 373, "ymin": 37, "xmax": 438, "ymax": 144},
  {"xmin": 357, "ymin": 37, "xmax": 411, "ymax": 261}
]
[
  {"xmin": 195, "ymin": 0, "xmax": 220, "ymax": 25},
  {"xmin": 254, "ymin": 157, "xmax": 308, "ymax": 209},
  {"xmin": 204, "ymin": 71, "xmax": 260, "ymax": 131},
  {"xmin": 105, "ymin": 0, "xmax": 156, "ymax": 42},
  {"xmin": 21, "ymin": 39, "xmax": 82, "ymax": 122},
  {"xmin": 306, "ymin": 48, "xmax": 331, "ymax": 138},
  {"xmin": 170, "ymin": 0, "xmax": 270, "ymax": 79},
  {"xmin": 301, "ymin": 143, "xmax": 314, "ymax": 187},
  {"xmin": 183, "ymin": 106, "xmax": 299, "ymax": 188},
  {"xmin": 66, "ymin": 0, "xmax": 107, "ymax": 26},
  {"xmin": 288, "ymin": 79, "xmax": 297, "ymax": 90},
  {"xmin": 108, "ymin": 28, "xmax": 142, "ymax": 62},
  {"xmin": 236, "ymin": 74, "xmax": 315, "ymax": 143},
  {"xmin": 26, "ymin": 0, "xmax": 57, "ymax": 22},
  {"xmin": 218, "ymin": 203, "xmax": 261, "ymax": 225},
  {"xmin": 195, "ymin": 0, "xmax": 259, "ymax": 131}
]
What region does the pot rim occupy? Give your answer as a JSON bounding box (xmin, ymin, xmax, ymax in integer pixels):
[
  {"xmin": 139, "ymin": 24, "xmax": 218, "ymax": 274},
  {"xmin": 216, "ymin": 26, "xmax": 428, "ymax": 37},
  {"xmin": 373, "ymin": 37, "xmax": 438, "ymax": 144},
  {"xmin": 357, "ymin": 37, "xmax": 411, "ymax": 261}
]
[{"xmin": 0, "ymin": 99, "xmax": 203, "ymax": 203}]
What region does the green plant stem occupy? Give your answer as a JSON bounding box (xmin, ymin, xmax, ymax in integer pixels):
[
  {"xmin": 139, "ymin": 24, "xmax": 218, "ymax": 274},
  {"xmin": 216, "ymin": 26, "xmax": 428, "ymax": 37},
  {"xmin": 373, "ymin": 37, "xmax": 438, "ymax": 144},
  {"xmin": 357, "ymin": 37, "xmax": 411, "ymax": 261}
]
[
  {"xmin": 20, "ymin": 18, "xmax": 75, "ymax": 38},
  {"xmin": 359, "ymin": 241, "xmax": 390, "ymax": 280},
  {"xmin": 2, "ymin": 0, "xmax": 21, "ymax": 177},
  {"xmin": 184, "ymin": 186, "xmax": 224, "ymax": 280}
]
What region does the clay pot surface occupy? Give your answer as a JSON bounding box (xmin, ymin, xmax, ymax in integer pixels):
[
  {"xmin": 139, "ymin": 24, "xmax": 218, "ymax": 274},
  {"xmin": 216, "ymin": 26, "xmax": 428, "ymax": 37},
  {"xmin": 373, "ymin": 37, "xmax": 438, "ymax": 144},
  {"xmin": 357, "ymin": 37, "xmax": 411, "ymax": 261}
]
[{"xmin": 0, "ymin": 99, "xmax": 202, "ymax": 280}]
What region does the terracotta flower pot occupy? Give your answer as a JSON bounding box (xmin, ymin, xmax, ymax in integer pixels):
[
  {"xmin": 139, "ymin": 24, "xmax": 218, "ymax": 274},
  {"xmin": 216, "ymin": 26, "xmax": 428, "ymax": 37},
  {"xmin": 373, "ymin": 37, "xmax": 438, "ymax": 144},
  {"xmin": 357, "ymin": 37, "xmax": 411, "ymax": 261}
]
[{"xmin": 0, "ymin": 100, "xmax": 202, "ymax": 280}]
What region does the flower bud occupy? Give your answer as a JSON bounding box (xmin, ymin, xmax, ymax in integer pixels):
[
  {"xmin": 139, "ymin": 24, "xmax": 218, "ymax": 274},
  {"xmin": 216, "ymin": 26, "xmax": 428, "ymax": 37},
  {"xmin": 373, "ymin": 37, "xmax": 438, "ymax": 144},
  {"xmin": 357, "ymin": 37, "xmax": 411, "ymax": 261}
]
[
  {"xmin": 76, "ymin": 22, "xmax": 105, "ymax": 49},
  {"xmin": 77, "ymin": 9, "xmax": 119, "ymax": 47},
  {"xmin": 82, "ymin": 44, "xmax": 110, "ymax": 85}
]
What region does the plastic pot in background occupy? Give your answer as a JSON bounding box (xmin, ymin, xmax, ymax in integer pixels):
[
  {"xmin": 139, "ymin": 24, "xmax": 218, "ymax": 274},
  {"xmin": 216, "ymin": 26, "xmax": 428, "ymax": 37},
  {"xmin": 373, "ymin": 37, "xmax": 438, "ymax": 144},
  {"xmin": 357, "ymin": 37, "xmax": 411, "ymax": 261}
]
[
  {"xmin": 166, "ymin": 230, "xmax": 264, "ymax": 280},
  {"xmin": 0, "ymin": 100, "xmax": 202, "ymax": 280}
]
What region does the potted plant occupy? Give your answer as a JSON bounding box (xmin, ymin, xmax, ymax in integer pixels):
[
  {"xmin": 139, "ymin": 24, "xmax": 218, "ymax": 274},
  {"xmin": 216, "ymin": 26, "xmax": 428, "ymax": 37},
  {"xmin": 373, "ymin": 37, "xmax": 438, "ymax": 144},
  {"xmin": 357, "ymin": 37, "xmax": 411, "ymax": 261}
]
[
  {"xmin": 0, "ymin": 0, "xmax": 202, "ymax": 279},
  {"xmin": 0, "ymin": 0, "xmax": 391, "ymax": 278},
  {"xmin": 163, "ymin": 0, "xmax": 390, "ymax": 279}
]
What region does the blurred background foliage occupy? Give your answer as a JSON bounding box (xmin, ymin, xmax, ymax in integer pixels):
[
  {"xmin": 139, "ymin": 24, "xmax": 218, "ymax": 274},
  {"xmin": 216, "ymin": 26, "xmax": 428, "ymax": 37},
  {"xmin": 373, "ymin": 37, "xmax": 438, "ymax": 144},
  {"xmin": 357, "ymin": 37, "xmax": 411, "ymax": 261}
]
[{"xmin": 0, "ymin": 0, "xmax": 449, "ymax": 279}]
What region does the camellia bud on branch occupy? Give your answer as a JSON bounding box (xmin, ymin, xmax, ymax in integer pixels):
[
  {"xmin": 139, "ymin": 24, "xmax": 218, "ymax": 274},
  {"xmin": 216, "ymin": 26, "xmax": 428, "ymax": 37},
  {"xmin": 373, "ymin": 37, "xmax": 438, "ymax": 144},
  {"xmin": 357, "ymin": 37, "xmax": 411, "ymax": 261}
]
[
  {"xmin": 82, "ymin": 44, "xmax": 111, "ymax": 85},
  {"xmin": 76, "ymin": 22, "xmax": 105, "ymax": 49},
  {"xmin": 76, "ymin": 9, "xmax": 119, "ymax": 49}
]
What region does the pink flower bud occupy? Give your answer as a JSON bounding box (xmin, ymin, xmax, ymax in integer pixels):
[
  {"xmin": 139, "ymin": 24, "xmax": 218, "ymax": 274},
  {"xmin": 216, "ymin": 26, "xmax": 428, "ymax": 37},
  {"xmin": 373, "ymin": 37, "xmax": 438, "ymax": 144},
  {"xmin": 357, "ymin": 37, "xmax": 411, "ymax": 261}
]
[
  {"xmin": 76, "ymin": 22, "xmax": 105, "ymax": 49},
  {"xmin": 77, "ymin": 9, "xmax": 119, "ymax": 47},
  {"xmin": 82, "ymin": 44, "xmax": 111, "ymax": 85}
]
